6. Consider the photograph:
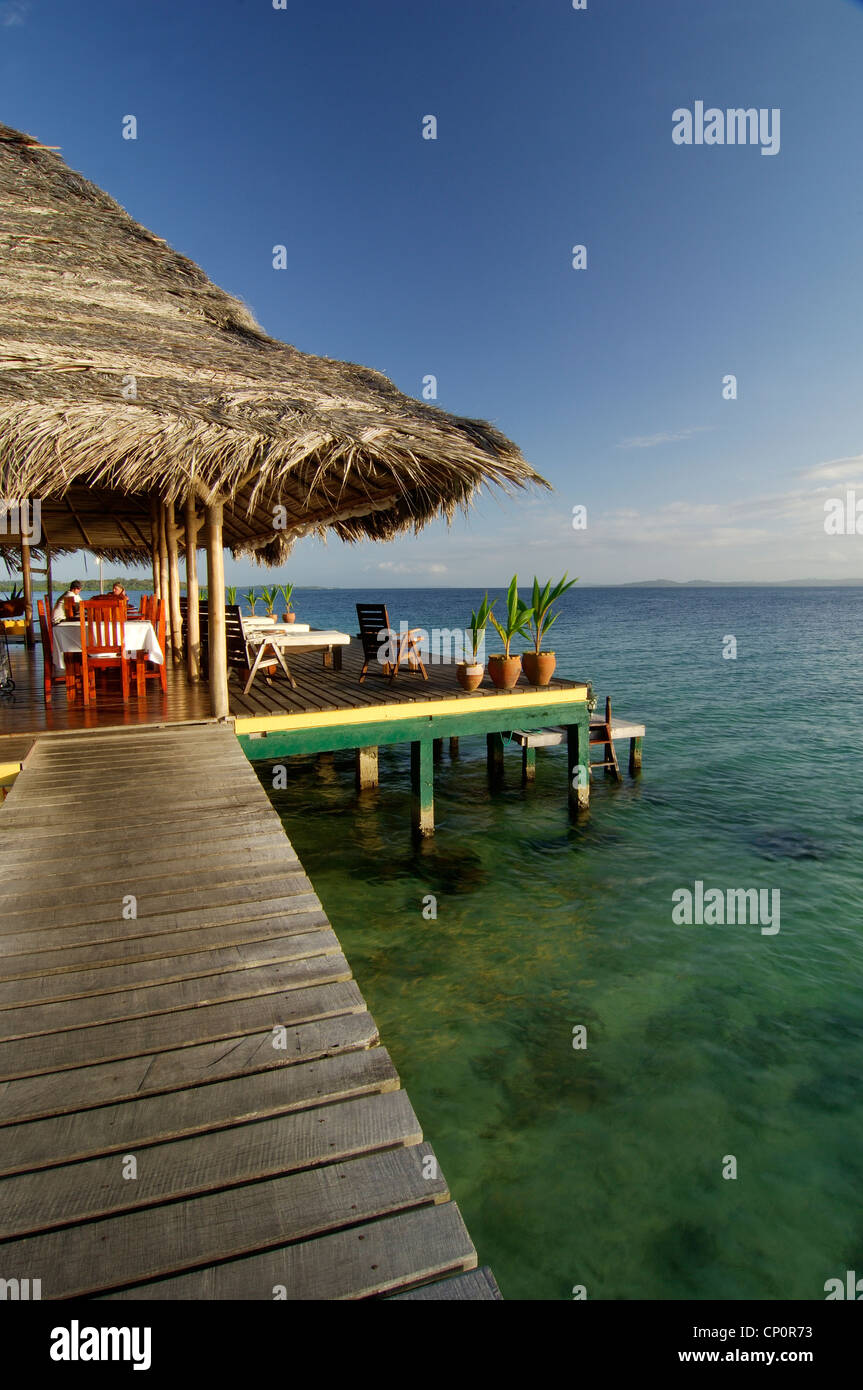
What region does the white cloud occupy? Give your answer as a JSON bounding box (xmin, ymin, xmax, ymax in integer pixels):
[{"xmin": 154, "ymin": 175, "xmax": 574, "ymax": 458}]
[
  {"xmin": 377, "ymin": 560, "xmax": 447, "ymax": 574},
  {"xmin": 617, "ymin": 426, "xmax": 713, "ymax": 450},
  {"xmin": 0, "ymin": 2, "xmax": 29, "ymax": 26}
]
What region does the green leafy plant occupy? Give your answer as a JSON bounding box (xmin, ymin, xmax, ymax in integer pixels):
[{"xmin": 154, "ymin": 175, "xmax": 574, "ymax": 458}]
[
  {"xmin": 245, "ymin": 587, "xmax": 259, "ymax": 614},
  {"xmin": 260, "ymin": 586, "xmax": 277, "ymax": 617},
  {"xmin": 277, "ymin": 582, "xmax": 294, "ymax": 612},
  {"xmin": 527, "ymin": 573, "xmax": 578, "ymax": 654},
  {"xmin": 489, "ymin": 576, "xmax": 533, "ymax": 659},
  {"xmin": 198, "ymin": 586, "xmax": 208, "ymax": 602},
  {"xmin": 465, "ymin": 593, "xmax": 495, "ymax": 664},
  {"xmin": 226, "ymin": 586, "xmax": 238, "ymax": 606},
  {"xmin": 3, "ymin": 583, "xmax": 22, "ymax": 601}
]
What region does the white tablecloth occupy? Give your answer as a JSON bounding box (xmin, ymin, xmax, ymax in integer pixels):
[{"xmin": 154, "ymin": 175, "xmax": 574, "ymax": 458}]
[{"xmin": 52, "ymin": 620, "xmax": 164, "ymax": 671}]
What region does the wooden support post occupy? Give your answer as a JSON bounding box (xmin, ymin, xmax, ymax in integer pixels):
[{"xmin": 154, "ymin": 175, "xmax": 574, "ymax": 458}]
[
  {"xmin": 629, "ymin": 736, "xmax": 643, "ymax": 777},
  {"xmin": 165, "ymin": 500, "xmax": 183, "ymax": 665},
  {"xmin": 522, "ymin": 744, "xmax": 536, "ymax": 784},
  {"xmin": 433, "ymin": 737, "xmax": 443, "ymax": 762},
  {"xmin": 205, "ymin": 500, "xmax": 229, "ymax": 720},
  {"xmin": 20, "ymin": 535, "xmax": 34, "ymax": 648},
  {"xmin": 45, "ymin": 546, "xmax": 54, "ymax": 619},
  {"xmin": 567, "ymin": 719, "xmax": 590, "ymax": 814},
  {"xmin": 157, "ymin": 501, "xmax": 170, "ymax": 640},
  {"xmin": 184, "ymin": 491, "xmax": 202, "ymax": 682},
  {"xmin": 149, "ymin": 497, "xmax": 161, "ymax": 598},
  {"xmin": 486, "ymin": 731, "xmax": 504, "ymax": 778},
  {"xmin": 355, "ymin": 745, "xmax": 379, "ymax": 791},
  {"xmin": 449, "ymin": 737, "xmax": 459, "ymax": 758},
  {"xmin": 411, "ymin": 739, "xmax": 434, "ymax": 836}
]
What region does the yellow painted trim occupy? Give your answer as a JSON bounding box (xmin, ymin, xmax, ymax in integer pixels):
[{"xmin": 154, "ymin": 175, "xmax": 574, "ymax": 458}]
[
  {"xmin": 0, "ymin": 761, "xmax": 22, "ymax": 784},
  {"xmin": 235, "ymin": 685, "xmax": 587, "ymax": 736}
]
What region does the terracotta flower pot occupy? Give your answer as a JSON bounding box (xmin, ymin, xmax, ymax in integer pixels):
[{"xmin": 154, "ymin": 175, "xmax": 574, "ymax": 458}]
[
  {"xmin": 487, "ymin": 654, "xmax": 522, "ymax": 690},
  {"xmin": 456, "ymin": 661, "xmax": 484, "ymax": 692},
  {"xmin": 523, "ymin": 651, "xmax": 556, "ymax": 686},
  {"xmin": 282, "ymin": 611, "xmax": 296, "ymax": 623}
]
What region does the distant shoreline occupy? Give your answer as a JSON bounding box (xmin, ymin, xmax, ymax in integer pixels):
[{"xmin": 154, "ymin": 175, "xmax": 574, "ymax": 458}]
[{"xmin": 7, "ymin": 579, "xmax": 863, "ymax": 593}]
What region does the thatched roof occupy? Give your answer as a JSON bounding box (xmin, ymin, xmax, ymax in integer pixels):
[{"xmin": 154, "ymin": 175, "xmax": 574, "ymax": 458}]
[{"xmin": 0, "ymin": 123, "xmax": 547, "ymax": 564}]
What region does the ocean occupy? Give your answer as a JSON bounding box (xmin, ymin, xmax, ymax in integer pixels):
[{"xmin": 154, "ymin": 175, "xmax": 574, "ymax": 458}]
[{"xmin": 249, "ymin": 584, "xmax": 863, "ymax": 1300}]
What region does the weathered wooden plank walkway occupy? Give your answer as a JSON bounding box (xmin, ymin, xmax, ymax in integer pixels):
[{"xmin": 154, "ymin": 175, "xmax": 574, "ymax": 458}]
[{"xmin": 0, "ymin": 724, "xmax": 485, "ymax": 1299}]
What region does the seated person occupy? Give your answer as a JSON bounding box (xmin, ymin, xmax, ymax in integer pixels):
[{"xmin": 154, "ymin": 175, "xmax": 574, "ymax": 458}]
[
  {"xmin": 86, "ymin": 582, "xmax": 129, "ymax": 615},
  {"xmin": 52, "ymin": 581, "xmax": 83, "ymax": 622}
]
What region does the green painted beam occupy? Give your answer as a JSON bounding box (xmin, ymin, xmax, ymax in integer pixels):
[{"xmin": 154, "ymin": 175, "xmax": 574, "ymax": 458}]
[{"xmin": 238, "ymin": 702, "xmax": 587, "ymax": 760}]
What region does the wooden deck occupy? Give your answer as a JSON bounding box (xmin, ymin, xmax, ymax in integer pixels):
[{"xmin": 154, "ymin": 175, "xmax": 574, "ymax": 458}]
[
  {"xmin": 0, "ymin": 723, "xmax": 490, "ymax": 1299},
  {"xmin": 0, "ymin": 637, "xmax": 586, "ymax": 735}
]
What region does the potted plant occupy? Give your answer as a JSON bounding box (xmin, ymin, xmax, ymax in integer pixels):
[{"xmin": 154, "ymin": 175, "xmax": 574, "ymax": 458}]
[
  {"xmin": 0, "ymin": 583, "xmax": 26, "ymax": 619},
  {"xmin": 277, "ymin": 582, "xmax": 296, "ymax": 623},
  {"xmin": 523, "ymin": 573, "xmax": 577, "ymax": 686},
  {"xmin": 260, "ymin": 586, "xmax": 278, "ymax": 619},
  {"xmin": 488, "ymin": 576, "xmax": 533, "ymax": 690},
  {"xmin": 457, "ymin": 594, "xmax": 495, "ymax": 691},
  {"xmin": 246, "ymin": 587, "xmax": 259, "ymax": 615},
  {"xmin": 226, "ymin": 585, "xmax": 238, "ymax": 606}
]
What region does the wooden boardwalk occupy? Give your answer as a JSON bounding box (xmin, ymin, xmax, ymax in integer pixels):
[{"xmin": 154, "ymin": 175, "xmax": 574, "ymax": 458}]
[{"xmin": 0, "ymin": 723, "xmax": 496, "ymax": 1299}]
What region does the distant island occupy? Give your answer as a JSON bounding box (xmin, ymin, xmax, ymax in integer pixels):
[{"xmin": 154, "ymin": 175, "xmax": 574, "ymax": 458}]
[{"xmin": 615, "ymin": 578, "xmax": 863, "ymax": 588}]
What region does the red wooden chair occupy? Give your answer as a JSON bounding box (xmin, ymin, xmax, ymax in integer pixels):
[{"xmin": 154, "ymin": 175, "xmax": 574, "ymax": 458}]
[
  {"xmin": 39, "ymin": 598, "xmax": 84, "ymax": 702},
  {"xmin": 134, "ymin": 595, "xmax": 167, "ymax": 695},
  {"xmin": 80, "ymin": 600, "xmax": 128, "ymax": 705},
  {"xmin": 36, "ymin": 599, "xmax": 54, "ymax": 701}
]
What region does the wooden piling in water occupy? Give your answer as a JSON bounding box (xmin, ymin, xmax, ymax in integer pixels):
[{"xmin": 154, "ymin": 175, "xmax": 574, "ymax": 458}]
[
  {"xmin": 411, "ymin": 739, "xmax": 434, "ymax": 835},
  {"xmin": 629, "ymin": 736, "xmax": 643, "ymax": 776},
  {"xmin": 356, "ymin": 745, "xmax": 379, "ymax": 791},
  {"xmin": 567, "ymin": 721, "xmax": 590, "ymax": 813},
  {"xmin": 486, "ymin": 731, "xmax": 504, "ymax": 778}
]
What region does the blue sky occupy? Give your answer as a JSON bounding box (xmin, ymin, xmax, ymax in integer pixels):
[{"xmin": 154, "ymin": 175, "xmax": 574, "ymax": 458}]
[{"xmin": 3, "ymin": 0, "xmax": 863, "ymax": 585}]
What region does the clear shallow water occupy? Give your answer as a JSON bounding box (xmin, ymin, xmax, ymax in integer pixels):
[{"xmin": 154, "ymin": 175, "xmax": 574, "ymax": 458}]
[{"xmin": 251, "ymin": 586, "xmax": 863, "ymax": 1300}]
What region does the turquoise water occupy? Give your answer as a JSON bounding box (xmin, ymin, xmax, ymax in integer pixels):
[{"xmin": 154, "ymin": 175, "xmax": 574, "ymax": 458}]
[{"xmin": 252, "ymin": 586, "xmax": 863, "ymax": 1300}]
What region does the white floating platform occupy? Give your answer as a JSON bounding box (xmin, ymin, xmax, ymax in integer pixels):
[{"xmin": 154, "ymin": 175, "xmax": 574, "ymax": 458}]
[{"xmin": 511, "ymin": 717, "xmax": 645, "ymax": 749}]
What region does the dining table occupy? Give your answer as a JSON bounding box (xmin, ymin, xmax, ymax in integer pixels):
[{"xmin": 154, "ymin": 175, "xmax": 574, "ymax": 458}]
[{"xmin": 51, "ymin": 618, "xmax": 165, "ymax": 671}]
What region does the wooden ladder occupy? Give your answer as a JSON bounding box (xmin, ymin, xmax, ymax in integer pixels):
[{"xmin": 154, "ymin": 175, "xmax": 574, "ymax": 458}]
[{"xmin": 589, "ymin": 695, "xmax": 622, "ymax": 782}]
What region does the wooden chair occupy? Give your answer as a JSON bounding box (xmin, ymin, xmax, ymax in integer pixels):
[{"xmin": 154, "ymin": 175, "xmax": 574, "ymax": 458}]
[
  {"xmin": 36, "ymin": 599, "xmax": 54, "ymax": 700},
  {"xmin": 182, "ymin": 598, "xmax": 297, "ymax": 695},
  {"xmin": 134, "ymin": 595, "xmax": 167, "ymax": 695},
  {"xmin": 589, "ymin": 696, "xmax": 622, "ymax": 782},
  {"xmin": 88, "ymin": 594, "xmax": 128, "ymax": 619},
  {"xmin": 79, "ymin": 600, "xmax": 128, "ymax": 705},
  {"xmin": 356, "ymin": 603, "xmax": 427, "ymax": 684},
  {"xmin": 39, "ymin": 598, "xmax": 85, "ymax": 702}
]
